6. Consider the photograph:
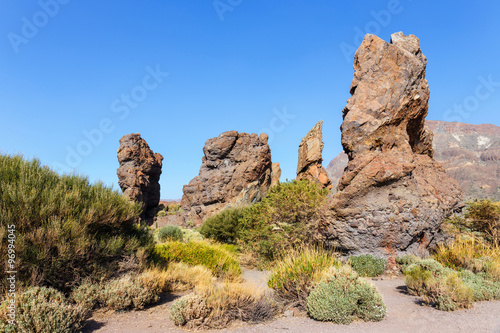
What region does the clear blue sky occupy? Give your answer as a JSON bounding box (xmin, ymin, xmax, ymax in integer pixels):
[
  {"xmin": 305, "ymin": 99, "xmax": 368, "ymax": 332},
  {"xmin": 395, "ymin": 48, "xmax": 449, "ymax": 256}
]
[{"xmin": 1, "ymin": 1, "xmax": 499, "ymax": 199}]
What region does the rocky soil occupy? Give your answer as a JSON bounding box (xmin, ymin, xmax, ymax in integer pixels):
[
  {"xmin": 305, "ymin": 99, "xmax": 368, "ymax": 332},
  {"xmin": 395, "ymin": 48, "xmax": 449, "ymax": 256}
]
[{"xmin": 81, "ymin": 272, "xmax": 500, "ymax": 333}]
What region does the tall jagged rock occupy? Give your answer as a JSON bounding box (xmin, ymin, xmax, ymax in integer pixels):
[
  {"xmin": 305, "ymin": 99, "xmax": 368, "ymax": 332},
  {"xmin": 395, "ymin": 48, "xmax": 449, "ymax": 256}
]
[
  {"xmin": 296, "ymin": 121, "xmax": 332, "ymax": 190},
  {"xmin": 327, "ymin": 121, "xmax": 500, "ymax": 200},
  {"xmin": 319, "ymin": 32, "xmax": 463, "ymax": 257},
  {"xmin": 117, "ymin": 133, "xmax": 163, "ymax": 215},
  {"xmin": 181, "ymin": 131, "xmax": 273, "ymax": 224},
  {"xmin": 271, "ymin": 162, "xmax": 282, "ymax": 187}
]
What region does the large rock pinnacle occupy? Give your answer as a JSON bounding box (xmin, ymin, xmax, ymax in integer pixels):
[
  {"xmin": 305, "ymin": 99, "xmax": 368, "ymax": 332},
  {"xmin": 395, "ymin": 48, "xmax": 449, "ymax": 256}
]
[
  {"xmin": 296, "ymin": 120, "xmax": 332, "ymax": 190},
  {"xmin": 117, "ymin": 133, "xmax": 163, "ymax": 215},
  {"xmin": 181, "ymin": 131, "xmax": 274, "ymax": 224},
  {"xmin": 319, "ymin": 32, "xmax": 463, "ymax": 256}
]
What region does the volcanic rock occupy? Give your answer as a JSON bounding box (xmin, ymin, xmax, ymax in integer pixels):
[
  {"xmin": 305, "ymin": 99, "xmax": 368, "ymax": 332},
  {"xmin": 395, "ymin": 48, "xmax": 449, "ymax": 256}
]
[
  {"xmin": 319, "ymin": 32, "xmax": 463, "ymax": 257},
  {"xmin": 117, "ymin": 133, "xmax": 163, "ymax": 215},
  {"xmin": 327, "ymin": 121, "xmax": 500, "ymax": 201},
  {"xmin": 271, "ymin": 162, "xmax": 282, "ymax": 187},
  {"xmin": 296, "ymin": 121, "xmax": 332, "ymax": 190},
  {"xmin": 181, "ymin": 131, "xmax": 273, "ymax": 224}
]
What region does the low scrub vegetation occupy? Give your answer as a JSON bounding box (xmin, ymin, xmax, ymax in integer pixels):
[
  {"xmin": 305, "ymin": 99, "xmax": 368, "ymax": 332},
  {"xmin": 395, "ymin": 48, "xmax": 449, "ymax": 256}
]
[
  {"xmin": 170, "ymin": 282, "xmax": 275, "ymax": 329},
  {"xmin": 0, "ymin": 155, "xmax": 154, "ymax": 294},
  {"xmin": 200, "ymin": 180, "xmax": 329, "ymax": 265},
  {"xmin": 348, "ymin": 254, "xmax": 387, "ymax": 277},
  {"xmin": 0, "ymin": 287, "xmax": 88, "ymax": 333},
  {"xmin": 267, "ymin": 247, "xmax": 340, "ymax": 309},
  {"xmin": 154, "ymin": 240, "xmax": 241, "ymax": 280},
  {"xmin": 445, "ymin": 200, "xmax": 499, "ymax": 245},
  {"xmin": 306, "ymin": 266, "xmax": 386, "ymax": 324},
  {"xmin": 156, "ymin": 225, "xmax": 184, "ymax": 242}
]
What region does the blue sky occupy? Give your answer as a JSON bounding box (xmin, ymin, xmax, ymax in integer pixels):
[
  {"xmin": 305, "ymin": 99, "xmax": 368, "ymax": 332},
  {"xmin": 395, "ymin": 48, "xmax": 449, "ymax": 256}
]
[{"xmin": 1, "ymin": 1, "xmax": 499, "ymax": 199}]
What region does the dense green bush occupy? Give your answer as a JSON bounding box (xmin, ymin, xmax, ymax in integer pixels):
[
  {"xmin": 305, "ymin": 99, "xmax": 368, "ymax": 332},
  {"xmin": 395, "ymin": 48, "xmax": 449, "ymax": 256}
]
[
  {"xmin": 240, "ymin": 180, "xmax": 329, "ymax": 263},
  {"xmin": 0, "ymin": 287, "xmax": 88, "ymax": 333},
  {"xmin": 459, "ymin": 270, "xmax": 500, "ymax": 301},
  {"xmin": 445, "ymin": 200, "xmax": 500, "ymax": 245},
  {"xmin": 200, "ymin": 207, "xmax": 246, "ymax": 244},
  {"xmin": 306, "ymin": 266, "xmax": 386, "ymax": 324},
  {"xmin": 154, "ymin": 240, "xmax": 241, "ymax": 279},
  {"xmin": 268, "ymin": 247, "xmax": 340, "ymax": 309},
  {"xmin": 348, "ymin": 254, "xmax": 386, "ymax": 277},
  {"xmin": 157, "ymin": 225, "xmax": 183, "ymax": 242},
  {"xmin": 0, "ymin": 155, "xmax": 154, "ymax": 294}
]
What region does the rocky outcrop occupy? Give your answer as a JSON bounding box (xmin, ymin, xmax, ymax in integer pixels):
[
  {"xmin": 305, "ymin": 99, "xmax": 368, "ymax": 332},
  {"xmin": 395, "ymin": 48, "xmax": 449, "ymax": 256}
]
[
  {"xmin": 181, "ymin": 131, "xmax": 273, "ymax": 224},
  {"xmin": 271, "ymin": 162, "xmax": 282, "ymax": 187},
  {"xmin": 319, "ymin": 32, "xmax": 463, "ymax": 257},
  {"xmin": 117, "ymin": 133, "xmax": 163, "ymax": 215},
  {"xmin": 296, "ymin": 121, "xmax": 332, "ymax": 190},
  {"xmin": 327, "ymin": 121, "xmax": 500, "ymax": 201}
]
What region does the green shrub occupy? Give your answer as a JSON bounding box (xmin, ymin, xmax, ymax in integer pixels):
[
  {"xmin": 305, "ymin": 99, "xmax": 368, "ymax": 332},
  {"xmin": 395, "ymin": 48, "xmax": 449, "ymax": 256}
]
[
  {"xmin": 348, "ymin": 254, "xmax": 386, "ymax": 277},
  {"xmin": 72, "ymin": 276, "xmax": 160, "ymax": 311},
  {"xmin": 157, "ymin": 225, "xmax": 183, "ymax": 242},
  {"xmin": 0, "ymin": 287, "xmax": 88, "ymax": 333},
  {"xmin": 200, "ymin": 207, "xmax": 246, "ymax": 244},
  {"xmin": 0, "ymin": 155, "xmax": 154, "ymax": 294},
  {"xmin": 459, "ymin": 270, "xmax": 500, "ymax": 301},
  {"xmin": 403, "ymin": 258, "xmax": 474, "ymax": 311},
  {"xmin": 306, "ymin": 266, "xmax": 386, "ymax": 324},
  {"xmin": 157, "ymin": 210, "xmax": 166, "ymax": 217},
  {"xmin": 239, "ymin": 180, "xmax": 329, "ymax": 263},
  {"xmin": 169, "ymin": 293, "xmax": 210, "ymax": 327},
  {"xmin": 268, "ymin": 247, "xmax": 340, "ymax": 309},
  {"xmin": 100, "ymin": 276, "xmax": 159, "ymax": 310},
  {"xmin": 155, "ymin": 240, "xmax": 241, "ymax": 279}
]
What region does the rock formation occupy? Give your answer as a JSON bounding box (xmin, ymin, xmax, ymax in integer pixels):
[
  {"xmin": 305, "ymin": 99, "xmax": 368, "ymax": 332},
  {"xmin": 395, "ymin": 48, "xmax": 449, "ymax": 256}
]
[
  {"xmin": 181, "ymin": 131, "xmax": 273, "ymax": 224},
  {"xmin": 327, "ymin": 121, "xmax": 500, "ymax": 201},
  {"xmin": 117, "ymin": 133, "xmax": 163, "ymax": 215},
  {"xmin": 271, "ymin": 162, "xmax": 282, "ymax": 187},
  {"xmin": 319, "ymin": 32, "xmax": 463, "ymax": 257},
  {"xmin": 296, "ymin": 121, "xmax": 332, "ymax": 190}
]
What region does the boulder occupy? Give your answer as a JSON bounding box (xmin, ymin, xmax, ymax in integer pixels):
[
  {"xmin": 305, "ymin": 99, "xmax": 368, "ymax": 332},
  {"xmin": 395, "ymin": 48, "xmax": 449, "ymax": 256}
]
[
  {"xmin": 271, "ymin": 162, "xmax": 282, "ymax": 187},
  {"xmin": 117, "ymin": 133, "xmax": 163, "ymax": 215},
  {"xmin": 181, "ymin": 131, "xmax": 273, "ymax": 224},
  {"xmin": 296, "ymin": 120, "xmax": 332, "ymax": 189},
  {"xmin": 319, "ymin": 32, "xmax": 463, "ymax": 257}
]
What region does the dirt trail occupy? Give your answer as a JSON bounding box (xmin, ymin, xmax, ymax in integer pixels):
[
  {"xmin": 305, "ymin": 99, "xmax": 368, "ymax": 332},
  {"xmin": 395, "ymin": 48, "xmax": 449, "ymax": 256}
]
[{"xmin": 82, "ymin": 276, "xmax": 500, "ymax": 333}]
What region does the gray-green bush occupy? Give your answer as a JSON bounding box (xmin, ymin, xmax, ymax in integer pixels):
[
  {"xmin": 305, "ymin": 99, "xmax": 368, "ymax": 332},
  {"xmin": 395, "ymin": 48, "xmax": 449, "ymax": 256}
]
[
  {"xmin": 157, "ymin": 225, "xmax": 183, "ymax": 242},
  {"xmin": 348, "ymin": 254, "xmax": 386, "ymax": 277},
  {"xmin": 0, "ymin": 287, "xmax": 88, "ymax": 333},
  {"xmin": 306, "ymin": 267, "xmax": 386, "ymax": 324}
]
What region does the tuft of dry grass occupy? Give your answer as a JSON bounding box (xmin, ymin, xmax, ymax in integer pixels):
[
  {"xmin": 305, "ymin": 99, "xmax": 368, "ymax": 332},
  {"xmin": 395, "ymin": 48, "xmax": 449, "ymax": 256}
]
[
  {"xmin": 433, "ymin": 236, "xmax": 500, "ymax": 281},
  {"xmin": 170, "ymin": 282, "xmax": 276, "ymax": 329},
  {"xmin": 137, "ymin": 263, "xmax": 214, "ymax": 293}
]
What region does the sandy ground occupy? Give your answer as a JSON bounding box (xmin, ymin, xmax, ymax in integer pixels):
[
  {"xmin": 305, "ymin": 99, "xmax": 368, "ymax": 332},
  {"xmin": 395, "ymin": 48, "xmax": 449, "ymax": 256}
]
[{"xmin": 81, "ymin": 271, "xmax": 500, "ymax": 333}]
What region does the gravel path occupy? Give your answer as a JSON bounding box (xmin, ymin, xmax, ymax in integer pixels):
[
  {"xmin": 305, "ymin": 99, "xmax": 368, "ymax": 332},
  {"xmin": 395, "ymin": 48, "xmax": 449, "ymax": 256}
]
[{"xmin": 82, "ymin": 275, "xmax": 500, "ymax": 333}]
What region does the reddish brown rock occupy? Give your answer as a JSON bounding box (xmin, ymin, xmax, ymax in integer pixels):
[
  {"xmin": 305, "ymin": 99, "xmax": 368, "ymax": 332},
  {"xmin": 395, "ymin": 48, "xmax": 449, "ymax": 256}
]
[
  {"xmin": 271, "ymin": 162, "xmax": 282, "ymax": 187},
  {"xmin": 296, "ymin": 121, "xmax": 332, "ymax": 190},
  {"xmin": 181, "ymin": 131, "xmax": 273, "ymax": 224},
  {"xmin": 319, "ymin": 32, "xmax": 463, "ymax": 256},
  {"xmin": 327, "ymin": 121, "xmax": 500, "ymax": 201},
  {"xmin": 117, "ymin": 133, "xmax": 163, "ymax": 215}
]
